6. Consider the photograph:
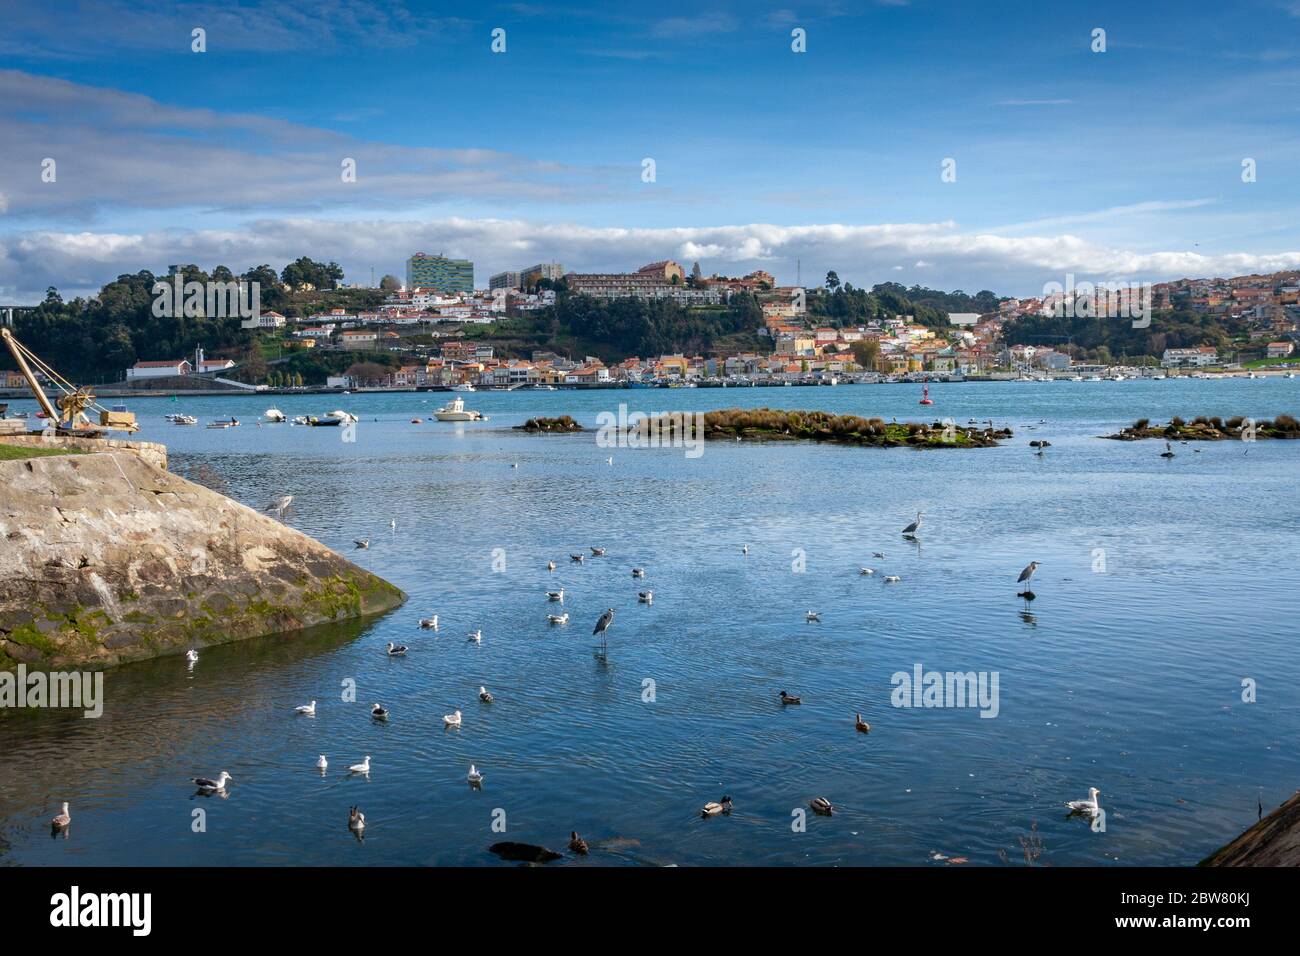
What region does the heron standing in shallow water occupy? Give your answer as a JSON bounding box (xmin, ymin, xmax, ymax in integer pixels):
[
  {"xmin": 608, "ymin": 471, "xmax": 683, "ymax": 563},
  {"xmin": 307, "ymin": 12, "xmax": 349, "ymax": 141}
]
[
  {"xmin": 593, "ymin": 608, "xmax": 615, "ymax": 649},
  {"xmin": 1017, "ymin": 561, "xmax": 1040, "ymax": 599},
  {"xmin": 902, "ymin": 511, "xmax": 923, "ymax": 537}
]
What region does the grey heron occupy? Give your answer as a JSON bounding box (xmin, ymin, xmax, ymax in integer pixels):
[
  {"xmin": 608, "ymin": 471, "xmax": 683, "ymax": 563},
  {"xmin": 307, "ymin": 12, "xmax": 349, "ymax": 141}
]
[
  {"xmin": 1017, "ymin": 561, "xmax": 1040, "ymax": 585},
  {"xmin": 593, "ymin": 607, "xmax": 615, "ymax": 645},
  {"xmin": 902, "ymin": 511, "xmax": 923, "ymax": 536},
  {"xmin": 1160, "ymin": 441, "xmax": 1175, "ymax": 458}
]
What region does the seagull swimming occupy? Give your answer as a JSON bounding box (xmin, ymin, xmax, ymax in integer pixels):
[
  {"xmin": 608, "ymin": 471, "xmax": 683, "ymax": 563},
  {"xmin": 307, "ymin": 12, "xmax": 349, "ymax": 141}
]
[
  {"xmin": 570, "ymin": 554, "xmax": 584, "ymax": 563},
  {"xmin": 349, "ymin": 755, "xmax": 371, "ymax": 774},
  {"xmin": 466, "ymin": 629, "xmax": 482, "ymax": 644},
  {"xmin": 1066, "ymin": 787, "xmax": 1101, "ymax": 816},
  {"xmin": 467, "ymin": 764, "xmax": 483, "ymax": 785},
  {"xmin": 386, "ymin": 642, "xmax": 408, "ymax": 656},
  {"xmin": 590, "ymin": 547, "xmax": 606, "ymax": 556},
  {"xmin": 354, "ymin": 539, "xmax": 370, "ymax": 549},
  {"xmin": 547, "ymin": 560, "xmax": 556, "ymax": 571},
  {"xmin": 883, "ymin": 575, "xmax": 901, "ymax": 583},
  {"xmin": 479, "ymin": 686, "xmax": 493, "ymax": 703},
  {"xmin": 742, "ymin": 545, "xmax": 749, "ymax": 555},
  {"xmin": 295, "ymin": 700, "xmax": 316, "ymax": 715},
  {"xmin": 371, "ymin": 703, "xmax": 389, "ymax": 719},
  {"xmin": 316, "ymin": 754, "xmax": 328, "ymax": 770},
  {"xmin": 444, "ymin": 709, "xmax": 462, "ymax": 728},
  {"xmin": 859, "ymin": 567, "xmax": 876, "ymax": 575},
  {"xmin": 547, "ymin": 612, "xmax": 569, "ymax": 625},
  {"xmin": 419, "ymin": 616, "xmax": 438, "ymax": 630},
  {"xmin": 349, "ymin": 806, "xmax": 365, "ymax": 831},
  {"xmin": 806, "ymin": 611, "xmax": 821, "ymax": 622},
  {"xmin": 191, "ymin": 771, "xmax": 233, "ymax": 793},
  {"xmin": 546, "ymin": 587, "xmax": 565, "ymax": 602},
  {"xmin": 638, "ymin": 590, "xmax": 653, "ymax": 603},
  {"xmin": 873, "ymin": 552, "xmax": 886, "ymax": 559},
  {"xmin": 632, "ymin": 567, "xmax": 645, "ymax": 578},
  {"xmin": 185, "ymin": 649, "xmax": 199, "ymax": 663},
  {"xmin": 50, "ymin": 802, "xmax": 71, "ymax": 829}
]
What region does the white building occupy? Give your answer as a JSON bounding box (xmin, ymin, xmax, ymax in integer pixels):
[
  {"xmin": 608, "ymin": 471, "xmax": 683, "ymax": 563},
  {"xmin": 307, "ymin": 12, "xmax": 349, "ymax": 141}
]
[{"xmin": 126, "ymin": 360, "xmax": 193, "ymax": 380}]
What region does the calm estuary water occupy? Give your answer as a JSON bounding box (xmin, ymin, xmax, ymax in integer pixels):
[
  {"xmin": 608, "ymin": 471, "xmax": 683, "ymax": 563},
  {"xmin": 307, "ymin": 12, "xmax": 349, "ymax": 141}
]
[{"xmin": 1, "ymin": 377, "xmax": 1297, "ymax": 866}]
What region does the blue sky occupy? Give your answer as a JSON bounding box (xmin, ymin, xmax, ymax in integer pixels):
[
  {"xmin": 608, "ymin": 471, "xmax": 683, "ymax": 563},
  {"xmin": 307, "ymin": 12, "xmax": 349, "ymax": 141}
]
[{"xmin": 1, "ymin": 0, "xmax": 1299, "ymax": 300}]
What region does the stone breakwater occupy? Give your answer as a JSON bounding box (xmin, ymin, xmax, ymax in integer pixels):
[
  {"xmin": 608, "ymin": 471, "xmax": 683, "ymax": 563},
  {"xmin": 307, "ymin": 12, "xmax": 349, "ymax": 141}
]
[{"xmin": 0, "ymin": 447, "xmax": 405, "ymax": 670}]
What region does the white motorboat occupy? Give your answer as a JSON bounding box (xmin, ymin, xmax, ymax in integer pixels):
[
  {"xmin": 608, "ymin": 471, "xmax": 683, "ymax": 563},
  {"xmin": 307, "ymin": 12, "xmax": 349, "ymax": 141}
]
[
  {"xmin": 452, "ymin": 383, "xmax": 476, "ymax": 392},
  {"xmin": 165, "ymin": 413, "xmax": 197, "ymax": 425},
  {"xmin": 434, "ymin": 396, "xmax": 487, "ymax": 422},
  {"xmin": 264, "ymin": 408, "xmax": 286, "ymax": 422}
]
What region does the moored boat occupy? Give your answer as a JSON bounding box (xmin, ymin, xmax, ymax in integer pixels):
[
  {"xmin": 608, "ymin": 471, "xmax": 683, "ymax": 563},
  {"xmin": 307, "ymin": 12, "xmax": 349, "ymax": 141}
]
[{"xmin": 434, "ymin": 396, "xmax": 487, "ymax": 422}]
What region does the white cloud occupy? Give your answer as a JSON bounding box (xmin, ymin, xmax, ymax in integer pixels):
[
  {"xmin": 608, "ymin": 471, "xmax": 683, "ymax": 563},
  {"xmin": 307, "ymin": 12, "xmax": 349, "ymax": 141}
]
[{"xmin": 4, "ymin": 217, "xmax": 1299, "ymax": 302}]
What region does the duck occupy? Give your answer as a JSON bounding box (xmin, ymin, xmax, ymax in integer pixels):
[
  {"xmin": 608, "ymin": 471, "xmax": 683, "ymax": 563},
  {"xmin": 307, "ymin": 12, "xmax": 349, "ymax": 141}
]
[
  {"xmin": 479, "ymin": 686, "xmax": 494, "ymax": 704},
  {"xmin": 50, "ymin": 802, "xmax": 71, "ymax": 829},
  {"xmin": 371, "ymin": 703, "xmax": 389, "ymax": 720},
  {"xmin": 570, "ymin": 554, "xmax": 585, "ymax": 563},
  {"xmin": 547, "ymin": 612, "xmax": 569, "ymax": 625},
  {"xmin": 386, "ymin": 642, "xmax": 408, "ymax": 656},
  {"xmin": 701, "ymin": 795, "xmax": 733, "ymax": 817},
  {"xmin": 859, "ymin": 567, "xmax": 876, "ymax": 576},
  {"xmin": 185, "ymin": 648, "xmax": 199, "ymax": 663},
  {"xmin": 444, "ymin": 709, "xmax": 462, "ymax": 728},
  {"xmin": 191, "ymin": 771, "xmax": 233, "ymax": 793},
  {"xmin": 806, "ymin": 611, "xmax": 821, "ymax": 622},
  {"xmin": 779, "ymin": 690, "xmax": 802, "ymax": 705},
  {"xmin": 316, "ymin": 754, "xmax": 328, "ymax": 771},
  {"xmin": 855, "ymin": 713, "xmax": 871, "ymax": 733},
  {"xmin": 809, "ymin": 796, "xmax": 834, "ymax": 816},
  {"xmin": 569, "ymin": 831, "xmax": 589, "ymax": 854},
  {"xmin": 466, "ymin": 629, "xmax": 482, "ymax": 644},
  {"xmin": 349, "ymin": 755, "xmax": 371, "ymax": 774},
  {"xmin": 590, "ymin": 547, "xmax": 606, "ymax": 556},
  {"xmin": 419, "ymin": 616, "xmax": 438, "ymax": 630},
  {"xmin": 631, "ymin": 568, "xmax": 646, "ymax": 578},
  {"xmin": 348, "ymin": 806, "xmax": 365, "ymax": 831},
  {"xmin": 638, "ymin": 590, "xmax": 653, "ymax": 603},
  {"xmin": 294, "ymin": 700, "xmax": 316, "ymax": 715},
  {"xmin": 547, "ymin": 560, "xmax": 556, "ymax": 571},
  {"xmin": 546, "ymin": 587, "xmax": 565, "ymax": 602},
  {"xmin": 467, "ymin": 764, "xmax": 484, "ymax": 785},
  {"xmin": 883, "ymin": 575, "xmax": 901, "ymax": 583}
]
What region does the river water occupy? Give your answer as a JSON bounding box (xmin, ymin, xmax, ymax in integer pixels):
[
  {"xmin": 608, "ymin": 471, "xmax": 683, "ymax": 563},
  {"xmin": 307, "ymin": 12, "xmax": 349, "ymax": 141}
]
[{"xmin": 1, "ymin": 377, "xmax": 1297, "ymax": 866}]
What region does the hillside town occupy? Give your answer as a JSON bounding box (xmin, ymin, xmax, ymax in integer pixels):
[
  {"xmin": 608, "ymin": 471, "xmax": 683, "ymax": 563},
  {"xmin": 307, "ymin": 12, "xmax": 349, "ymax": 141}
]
[{"xmin": 19, "ymin": 253, "xmax": 1300, "ymax": 394}]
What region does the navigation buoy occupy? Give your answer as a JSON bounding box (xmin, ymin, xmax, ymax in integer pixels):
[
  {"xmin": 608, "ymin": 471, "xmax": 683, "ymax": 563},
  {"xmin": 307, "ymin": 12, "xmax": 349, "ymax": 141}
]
[{"xmin": 919, "ymin": 384, "xmax": 933, "ymax": 406}]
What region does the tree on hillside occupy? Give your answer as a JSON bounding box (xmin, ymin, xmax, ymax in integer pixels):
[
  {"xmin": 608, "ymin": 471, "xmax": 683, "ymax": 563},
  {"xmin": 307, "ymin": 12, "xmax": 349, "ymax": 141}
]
[
  {"xmin": 380, "ymin": 274, "xmax": 401, "ymax": 291},
  {"xmin": 825, "ymin": 271, "xmax": 841, "ymax": 291}
]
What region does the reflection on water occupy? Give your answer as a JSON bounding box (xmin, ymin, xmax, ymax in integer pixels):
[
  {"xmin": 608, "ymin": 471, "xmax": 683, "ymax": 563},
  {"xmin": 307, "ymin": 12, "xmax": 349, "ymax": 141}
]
[{"xmin": 1, "ymin": 379, "xmax": 1297, "ymax": 866}]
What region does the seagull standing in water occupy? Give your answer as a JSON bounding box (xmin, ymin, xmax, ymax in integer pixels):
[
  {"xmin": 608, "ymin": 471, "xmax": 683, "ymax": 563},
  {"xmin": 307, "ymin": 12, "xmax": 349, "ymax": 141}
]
[{"xmin": 902, "ymin": 511, "xmax": 923, "ymax": 537}]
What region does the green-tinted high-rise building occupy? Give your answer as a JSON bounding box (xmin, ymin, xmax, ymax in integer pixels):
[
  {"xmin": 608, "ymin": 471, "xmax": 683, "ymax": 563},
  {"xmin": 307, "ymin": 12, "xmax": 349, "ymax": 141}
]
[{"xmin": 406, "ymin": 252, "xmax": 475, "ymax": 293}]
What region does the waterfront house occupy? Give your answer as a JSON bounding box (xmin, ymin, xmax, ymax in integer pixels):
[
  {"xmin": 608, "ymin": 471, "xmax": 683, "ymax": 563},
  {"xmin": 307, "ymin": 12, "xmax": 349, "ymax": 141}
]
[{"xmin": 126, "ymin": 359, "xmax": 193, "ymax": 381}]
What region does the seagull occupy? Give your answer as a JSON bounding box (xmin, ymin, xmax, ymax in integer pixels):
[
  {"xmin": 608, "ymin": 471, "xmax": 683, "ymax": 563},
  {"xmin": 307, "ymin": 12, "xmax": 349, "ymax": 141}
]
[
  {"xmin": 859, "ymin": 567, "xmax": 876, "ymax": 575},
  {"xmin": 569, "ymin": 831, "xmax": 589, "ymax": 854},
  {"xmin": 590, "ymin": 547, "xmax": 606, "ymax": 556},
  {"xmin": 632, "ymin": 567, "xmax": 645, "ymax": 577},
  {"xmin": 779, "ymin": 690, "xmax": 802, "ymax": 705},
  {"xmin": 466, "ymin": 629, "xmax": 482, "ymax": 644},
  {"xmin": 349, "ymin": 806, "xmax": 365, "ymax": 831},
  {"xmin": 316, "ymin": 754, "xmax": 328, "ymax": 770},
  {"xmin": 902, "ymin": 511, "xmax": 923, "ymax": 537},
  {"xmin": 809, "ymin": 796, "xmax": 834, "ymax": 816},
  {"xmin": 856, "ymin": 713, "xmax": 871, "ymax": 733},
  {"xmin": 883, "ymin": 575, "xmax": 901, "ymax": 583},
  {"xmin": 806, "ymin": 611, "xmax": 821, "ymax": 622},
  {"xmin": 467, "ymin": 764, "xmax": 483, "ymax": 785},
  {"xmin": 606, "ymin": 456, "xmax": 613, "ymax": 465},
  {"xmin": 389, "ymin": 518, "xmax": 396, "ymax": 530},
  {"xmin": 701, "ymin": 796, "xmax": 733, "ymax": 817},
  {"xmin": 873, "ymin": 552, "xmax": 886, "ymax": 559},
  {"xmin": 386, "ymin": 642, "xmax": 408, "ymax": 656},
  {"xmin": 50, "ymin": 802, "xmax": 71, "ymax": 829},
  {"xmin": 419, "ymin": 616, "xmax": 438, "ymax": 630},
  {"xmin": 479, "ymin": 686, "xmax": 493, "ymax": 703},
  {"xmin": 547, "ymin": 612, "xmax": 569, "ymax": 625},
  {"xmin": 1066, "ymin": 787, "xmax": 1101, "ymax": 816},
  {"xmin": 349, "ymin": 755, "xmax": 371, "ymax": 774},
  {"xmin": 638, "ymin": 590, "xmax": 653, "ymax": 603},
  {"xmin": 546, "ymin": 587, "xmax": 565, "ymax": 602},
  {"xmin": 191, "ymin": 771, "xmax": 233, "ymax": 793},
  {"xmin": 371, "ymin": 703, "xmax": 389, "ymax": 720},
  {"xmin": 547, "ymin": 560, "xmax": 556, "ymax": 571},
  {"xmin": 1160, "ymin": 441, "xmax": 1176, "ymax": 459},
  {"xmin": 266, "ymin": 494, "xmax": 293, "ymax": 516},
  {"xmin": 593, "ymin": 608, "xmax": 615, "ymax": 642},
  {"xmin": 185, "ymin": 648, "xmax": 199, "ymax": 663},
  {"xmin": 354, "ymin": 539, "xmax": 370, "ymax": 549},
  {"xmin": 1017, "ymin": 561, "xmax": 1040, "ymax": 587},
  {"xmin": 570, "ymin": 554, "xmax": 585, "ymax": 564},
  {"xmin": 295, "ymin": 700, "xmax": 316, "ymax": 715},
  {"xmin": 444, "ymin": 709, "xmax": 462, "ymax": 728}
]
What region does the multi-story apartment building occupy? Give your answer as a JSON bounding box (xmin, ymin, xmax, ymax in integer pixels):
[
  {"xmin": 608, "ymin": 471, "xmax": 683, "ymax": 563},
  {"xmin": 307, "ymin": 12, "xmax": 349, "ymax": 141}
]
[
  {"xmin": 406, "ymin": 252, "xmax": 474, "ymax": 293},
  {"xmin": 489, "ymin": 271, "xmax": 521, "ymax": 291},
  {"xmin": 520, "ymin": 262, "xmax": 565, "ymax": 288}
]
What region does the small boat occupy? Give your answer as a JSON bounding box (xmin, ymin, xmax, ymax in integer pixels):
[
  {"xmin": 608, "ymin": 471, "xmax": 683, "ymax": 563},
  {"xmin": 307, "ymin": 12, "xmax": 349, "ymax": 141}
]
[
  {"xmin": 309, "ymin": 410, "xmax": 357, "ymax": 427},
  {"xmin": 264, "ymin": 408, "xmax": 286, "ymax": 422},
  {"xmin": 307, "ymin": 416, "xmax": 340, "ymax": 427},
  {"xmin": 434, "ymin": 396, "xmax": 487, "ymax": 422},
  {"xmin": 452, "ymin": 383, "xmax": 476, "ymax": 392},
  {"xmin": 206, "ymin": 417, "xmax": 240, "ymax": 429},
  {"xmin": 165, "ymin": 413, "xmax": 197, "ymax": 425}
]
